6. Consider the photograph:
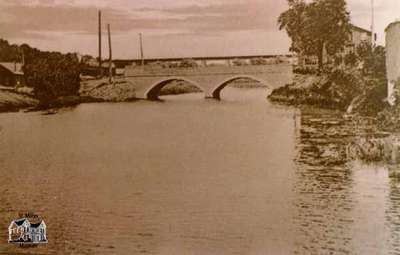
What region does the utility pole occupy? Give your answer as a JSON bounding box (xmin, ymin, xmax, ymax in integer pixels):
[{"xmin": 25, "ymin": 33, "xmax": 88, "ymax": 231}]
[
  {"xmin": 98, "ymin": 10, "xmax": 103, "ymax": 77},
  {"xmin": 139, "ymin": 33, "xmax": 145, "ymax": 67},
  {"xmin": 371, "ymin": 0, "xmax": 375, "ymax": 47},
  {"xmin": 107, "ymin": 24, "xmax": 113, "ymax": 84}
]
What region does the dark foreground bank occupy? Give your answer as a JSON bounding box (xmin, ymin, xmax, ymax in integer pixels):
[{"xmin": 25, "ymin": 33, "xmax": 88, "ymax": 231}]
[
  {"xmin": 0, "ymin": 90, "xmax": 38, "ymax": 112},
  {"xmin": 268, "ymin": 70, "xmax": 388, "ymax": 116}
]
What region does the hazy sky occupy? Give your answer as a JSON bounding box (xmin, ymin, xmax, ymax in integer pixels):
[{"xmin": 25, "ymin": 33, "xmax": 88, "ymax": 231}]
[{"xmin": 0, "ymin": 0, "xmax": 399, "ymax": 59}]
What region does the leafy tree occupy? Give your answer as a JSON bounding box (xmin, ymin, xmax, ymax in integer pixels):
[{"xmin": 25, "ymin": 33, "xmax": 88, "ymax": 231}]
[
  {"xmin": 278, "ymin": 0, "xmax": 308, "ymax": 55},
  {"xmin": 0, "ymin": 39, "xmax": 81, "ymax": 104},
  {"xmin": 344, "ymin": 51, "xmax": 358, "ymax": 66},
  {"xmin": 278, "ymin": 0, "xmax": 351, "ymax": 69},
  {"xmin": 23, "ymin": 52, "xmax": 81, "ymax": 104},
  {"xmin": 0, "ymin": 39, "xmax": 21, "ymax": 62},
  {"xmin": 355, "ymin": 42, "xmax": 386, "ymax": 80}
]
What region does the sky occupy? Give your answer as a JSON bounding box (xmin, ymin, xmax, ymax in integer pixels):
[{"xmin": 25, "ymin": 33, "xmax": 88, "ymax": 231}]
[{"xmin": 0, "ymin": 0, "xmax": 399, "ymax": 59}]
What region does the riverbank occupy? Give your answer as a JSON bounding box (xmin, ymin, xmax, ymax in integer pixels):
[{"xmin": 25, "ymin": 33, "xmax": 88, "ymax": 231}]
[
  {"xmin": 267, "ymin": 70, "xmax": 400, "ymax": 164},
  {"xmin": 0, "ymin": 85, "xmax": 104, "ymax": 113},
  {"xmin": 268, "ymin": 70, "xmax": 387, "ymax": 116},
  {"xmin": 159, "ymin": 81, "xmax": 202, "ymax": 96},
  {"xmin": 0, "ymin": 89, "xmax": 38, "ymax": 113},
  {"xmin": 268, "ymin": 74, "xmax": 330, "ymax": 106},
  {"xmin": 80, "ymin": 79, "xmax": 137, "ymax": 102}
]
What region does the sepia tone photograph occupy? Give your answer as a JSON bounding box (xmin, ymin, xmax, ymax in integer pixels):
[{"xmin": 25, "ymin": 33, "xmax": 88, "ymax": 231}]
[{"xmin": 0, "ymin": 0, "xmax": 400, "ymax": 254}]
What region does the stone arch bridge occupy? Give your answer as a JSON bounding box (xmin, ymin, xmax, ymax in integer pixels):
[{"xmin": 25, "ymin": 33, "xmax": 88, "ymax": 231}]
[{"xmin": 124, "ymin": 64, "xmax": 293, "ymax": 100}]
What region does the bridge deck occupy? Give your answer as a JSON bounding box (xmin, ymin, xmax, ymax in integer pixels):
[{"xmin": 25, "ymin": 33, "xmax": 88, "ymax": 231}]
[
  {"xmin": 125, "ymin": 64, "xmax": 291, "ymax": 77},
  {"xmin": 124, "ymin": 64, "xmax": 293, "ymax": 100}
]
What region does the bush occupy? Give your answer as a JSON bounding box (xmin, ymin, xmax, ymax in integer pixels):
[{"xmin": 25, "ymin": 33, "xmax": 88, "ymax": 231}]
[
  {"xmin": 23, "ymin": 52, "xmax": 81, "ymax": 104},
  {"xmin": 0, "ymin": 39, "xmax": 81, "ymax": 105},
  {"xmin": 179, "ymin": 59, "xmax": 197, "ymax": 68},
  {"xmin": 293, "ymin": 66, "xmax": 318, "ymax": 75}
]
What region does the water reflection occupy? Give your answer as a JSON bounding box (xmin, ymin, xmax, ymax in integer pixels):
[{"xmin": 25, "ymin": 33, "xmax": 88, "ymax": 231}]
[
  {"xmin": 293, "ymin": 108, "xmax": 400, "ymax": 254},
  {"xmin": 387, "ymin": 175, "xmax": 400, "ymax": 255},
  {"xmin": 293, "ymin": 110, "xmax": 355, "ymax": 255}
]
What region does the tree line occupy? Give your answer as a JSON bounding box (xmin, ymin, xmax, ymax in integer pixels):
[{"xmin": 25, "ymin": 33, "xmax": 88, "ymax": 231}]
[{"xmin": 0, "ymin": 39, "xmax": 80, "ymax": 104}]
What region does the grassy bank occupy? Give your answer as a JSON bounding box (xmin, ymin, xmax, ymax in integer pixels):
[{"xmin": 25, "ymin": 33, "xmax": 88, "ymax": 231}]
[
  {"xmin": 268, "ymin": 69, "xmax": 387, "ymax": 115},
  {"xmin": 0, "ymin": 90, "xmax": 38, "ymax": 112}
]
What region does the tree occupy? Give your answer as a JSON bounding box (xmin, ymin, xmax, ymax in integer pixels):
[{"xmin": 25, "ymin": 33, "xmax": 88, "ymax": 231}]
[
  {"xmin": 278, "ymin": 0, "xmax": 308, "ymax": 55},
  {"xmin": 356, "ymin": 42, "xmax": 386, "ymax": 80},
  {"xmin": 23, "ymin": 52, "xmax": 81, "ymax": 104},
  {"xmin": 278, "ymin": 0, "xmax": 351, "ymax": 69},
  {"xmin": 0, "ymin": 38, "xmax": 81, "ymax": 105}
]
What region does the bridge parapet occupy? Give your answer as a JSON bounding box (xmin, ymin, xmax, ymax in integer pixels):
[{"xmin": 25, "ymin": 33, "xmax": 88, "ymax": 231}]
[
  {"xmin": 124, "ymin": 63, "xmax": 293, "ymax": 100},
  {"xmin": 125, "ymin": 63, "xmax": 292, "ymax": 77}
]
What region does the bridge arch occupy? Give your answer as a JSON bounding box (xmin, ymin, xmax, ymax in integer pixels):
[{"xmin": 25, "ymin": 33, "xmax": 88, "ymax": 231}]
[
  {"xmin": 211, "ymin": 75, "xmax": 271, "ymax": 100},
  {"xmin": 144, "ymin": 77, "xmax": 205, "ymax": 100}
]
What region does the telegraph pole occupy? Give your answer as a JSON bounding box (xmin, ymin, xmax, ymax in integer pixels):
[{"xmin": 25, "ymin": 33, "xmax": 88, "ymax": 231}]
[
  {"xmin": 107, "ymin": 24, "xmax": 113, "ymax": 84},
  {"xmin": 98, "ymin": 10, "xmax": 103, "ymax": 77},
  {"xmin": 139, "ymin": 33, "xmax": 145, "ymax": 67},
  {"xmin": 371, "ymin": 0, "xmax": 375, "ymax": 47}
]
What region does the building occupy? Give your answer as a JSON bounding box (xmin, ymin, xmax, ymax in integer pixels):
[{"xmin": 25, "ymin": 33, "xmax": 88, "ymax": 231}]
[
  {"xmin": 385, "ymin": 21, "xmax": 400, "ymax": 105},
  {"xmin": 347, "ymin": 25, "xmax": 373, "ymax": 53},
  {"xmin": 0, "ymin": 62, "xmax": 25, "ymax": 87},
  {"xmin": 298, "ymin": 24, "xmax": 373, "ymax": 69},
  {"xmin": 8, "ymin": 218, "xmax": 47, "ymax": 244}
]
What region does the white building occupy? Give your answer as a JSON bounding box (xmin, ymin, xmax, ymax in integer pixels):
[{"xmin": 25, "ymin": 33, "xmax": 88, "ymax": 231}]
[
  {"xmin": 385, "ymin": 21, "xmax": 400, "ymax": 105},
  {"xmin": 297, "ymin": 24, "xmax": 372, "ymax": 69},
  {"xmin": 8, "ymin": 218, "xmax": 47, "ymax": 243}
]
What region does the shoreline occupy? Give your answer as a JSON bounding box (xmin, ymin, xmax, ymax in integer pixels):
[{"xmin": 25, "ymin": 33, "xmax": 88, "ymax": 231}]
[
  {"xmin": 267, "ymin": 73, "xmax": 346, "ymax": 111},
  {"xmin": 0, "ymin": 90, "xmax": 39, "ymax": 113}
]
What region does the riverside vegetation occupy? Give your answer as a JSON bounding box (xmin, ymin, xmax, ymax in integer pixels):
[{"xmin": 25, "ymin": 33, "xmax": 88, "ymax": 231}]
[
  {"xmin": 0, "ymin": 38, "xmax": 83, "ymax": 111},
  {"xmin": 270, "ymin": 0, "xmax": 390, "ymax": 118},
  {"xmin": 269, "ymin": 0, "xmax": 400, "ymax": 164},
  {"xmin": 268, "ymin": 41, "xmax": 387, "ymax": 116}
]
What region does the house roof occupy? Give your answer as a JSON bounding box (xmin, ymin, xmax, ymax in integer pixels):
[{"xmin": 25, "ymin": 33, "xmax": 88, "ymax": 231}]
[
  {"xmin": 0, "ymin": 62, "xmax": 24, "ymax": 75},
  {"xmin": 30, "ymin": 221, "xmax": 43, "ymax": 228},
  {"xmin": 351, "ymin": 24, "xmax": 372, "ymax": 35},
  {"xmin": 14, "ymin": 218, "xmax": 27, "ymax": 226}
]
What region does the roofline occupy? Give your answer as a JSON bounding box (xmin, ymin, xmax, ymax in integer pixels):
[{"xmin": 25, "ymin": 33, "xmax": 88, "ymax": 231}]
[
  {"xmin": 0, "ymin": 62, "xmax": 24, "ymax": 75},
  {"xmin": 350, "ymin": 24, "xmax": 372, "ymax": 35},
  {"xmin": 386, "ymin": 21, "xmax": 400, "ymax": 32}
]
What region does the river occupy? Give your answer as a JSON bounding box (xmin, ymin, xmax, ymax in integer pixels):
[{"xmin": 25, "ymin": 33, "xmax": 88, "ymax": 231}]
[{"xmin": 0, "ymin": 87, "xmax": 399, "ymax": 254}]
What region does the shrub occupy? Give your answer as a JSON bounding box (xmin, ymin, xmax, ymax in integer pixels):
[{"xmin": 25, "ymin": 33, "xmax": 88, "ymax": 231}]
[
  {"xmin": 0, "ymin": 39, "xmax": 81, "ymax": 105},
  {"xmin": 23, "ymin": 52, "xmax": 81, "ymax": 104}
]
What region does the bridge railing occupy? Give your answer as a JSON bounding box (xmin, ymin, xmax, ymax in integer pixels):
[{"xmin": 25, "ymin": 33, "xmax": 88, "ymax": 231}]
[{"xmin": 125, "ymin": 63, "xmax": 293, "ymax": 77}]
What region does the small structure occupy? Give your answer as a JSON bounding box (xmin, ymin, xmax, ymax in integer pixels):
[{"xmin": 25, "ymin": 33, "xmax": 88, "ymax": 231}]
[
  {"xmin": 0, "ymin": 62, "xmax": 25, "ymax": 87},
  {"xmin": 297, "ymin": 24, "xmax": 372, "ymax": 69},
  {"xmin": 385, "ymin": 21, "xmax": 400, "ymax": 105},
  {"xmin": 347, "ymin": 25, "xmax": 373, "ymax": 52},
  {"xmin": 8, "ymin": 218, "xmax": 47, "ymax": 244}
]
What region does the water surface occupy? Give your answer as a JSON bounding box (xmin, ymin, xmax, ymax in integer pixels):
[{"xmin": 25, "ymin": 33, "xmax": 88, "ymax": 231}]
[{"xmin": 0, "ymin": 88, "xmax": 398, "ymax": 254}]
